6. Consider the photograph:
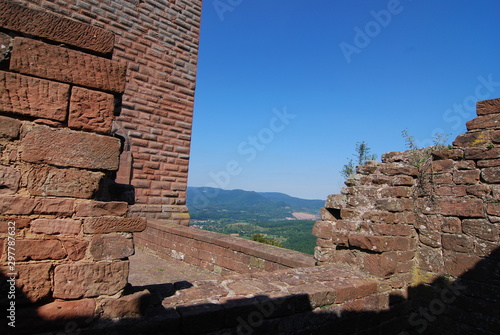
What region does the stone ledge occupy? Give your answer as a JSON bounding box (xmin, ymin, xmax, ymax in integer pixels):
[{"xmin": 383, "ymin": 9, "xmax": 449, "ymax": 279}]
[
  {"xmin": 147, "ymin": 220, "xmax": 316, "ymax": 269},
  {"xmin": 10, "ymin": 38, "xmax": 126, "ymax": 93}
]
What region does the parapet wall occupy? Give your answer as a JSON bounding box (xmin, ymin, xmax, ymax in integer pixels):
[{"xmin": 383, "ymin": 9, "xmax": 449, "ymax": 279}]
[
  {"xmin": 313, "ymin": 98, "xmax": 500, "ymax": 333},
  {"xmin": 136, "ymin": 220, "xmax": 316, "ymax": 275}
]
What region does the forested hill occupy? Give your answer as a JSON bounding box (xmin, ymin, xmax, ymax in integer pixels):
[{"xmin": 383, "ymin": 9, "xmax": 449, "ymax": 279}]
[{"xmin": 186, "ymin": 187, "xmax": 324, "ymax": 221}]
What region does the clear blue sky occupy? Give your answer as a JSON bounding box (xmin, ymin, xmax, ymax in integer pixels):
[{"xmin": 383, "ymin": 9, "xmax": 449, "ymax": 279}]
[{"xmin": 188, "ymin": 0, "xmax": 500, "ymax": 200}]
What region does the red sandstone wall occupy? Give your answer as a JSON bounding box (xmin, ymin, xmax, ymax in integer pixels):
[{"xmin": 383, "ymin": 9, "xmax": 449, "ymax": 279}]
[
  {"xmin": 314, "ymin": 98, "xmax": 500, "ymax": 333},
  {"xmin": 9, "ymin": 0, "xmax": 202, "ymax": 222},
  {"xmin": 0, "ymin": 2, "xmax": 148, "ymax": 332}
]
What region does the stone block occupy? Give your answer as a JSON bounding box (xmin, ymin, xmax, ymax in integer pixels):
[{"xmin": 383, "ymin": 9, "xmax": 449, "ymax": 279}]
[
  {"xmin": 75, "ymin": 200, "xmax": 128, "ymax": 217},
  {"xmin": 420, "ymin": 198, "xmax": 484, "ymax": 218},
  {"xmin": 69, "ymin": 87, "xmax": 115, "ymax": 134},
  {"xmin": 53, "ymin": 261, "xmax": 129, "ymax": 299},
  {"xmin": 453, "ymin": 131, "xmax": 490, "ymax": 147},
  {"xmin": 3, "ymin": 263, "xmax": 52, "ymax": 303},
  {"xmin": 311, "ymin": 221, "xmax": 333, "ymax": 239},
  {"xmin": 453, "ymin": 170, "xmax": 480, "ymax": 185},
  {"xmin": 21, "ymin": 123, "xmax": 120, "ymax": 171},
  {"xmin": 444, "ymin": 252, "xmax": 481, "ymax": 277},
  {"xmin": 0, "ymin": 0, "xmax": 114, "ymax": 54},
  {"xmin": 477, "ymin": 98, "xmax": 500, "ymax": 115},
  {"xmin": 466, "ymin": 114, "xmax": 500, "ymax": 130},
  {"xmin": 60, "ymin": 238, "xmax": 88, "ymax": 261},
  {"xmin": 0, "ymin": 166, "xmax": 20, "ymax": 195},
  {"xmin": 0, "ymin": 196, "xmax": 36, "ymax": 215},
  {"xmin": 31, "ymin": 218, "xmax": 82, "ymax": 235},
  {"xmin": 379, "ymin": 164, "xmax": 418, "ymax": 176},
  {"xmin": 481, "ymin": 167, "xmax": 500, "ymax": 183},
  {"xmin": 464, "ymin": 147, "xmax": 500, "ymax": 160},
  {"xmin": 33, "ymin": 299, "xmax": 96, "ymax": 322},
  {"xmin": 0, "ymin": 71, "xmax": 70, "ymax": 121},
  {"xmin": 84, "ymin": 217, "xmax": 146, "ymax": 233},
  {"xmin": 375, "ymin": 198, "xmax": 413, "ymax": 212},
  {"xmin": 462, "ymin": 219, "xmax": 499, "ymax": 242},
  {"xmin": 348, "ymin": 234, "xmax": 414, "ymax": 252},
  {"xmin": 101, "ymin": 290, "xmax": 151, "ymax": 319},
  {"xmin": 33, "ymin": 198, "xmax": 75, "ymax": 216},
  {"xmin": 442, "ymin": 234, "xmax": 473, "ymax": 253},
  {"xmin": 90, "ymin": 234, "xmax": 134, "ymax": 261},
  {"xmin": 362, "ymin": 252, "xmax": 398, "ymax": 278},
  {"xmin": 487, "ymin": 202, "xmax": 500, "ymax": 216},
  {"xmin": 441, "ymin": 217, "xmax": 462, "ymax": 233},
  {"xmin": 27, "ymin": 166, "xmax": 104, "ymax": 198},
  {"xmin": 10, "ymin": 38, "xmax": 126, "ymax": 93},
  {"xmin": 0, "ymin": 115, "xmax": 21, "ymax": 139},
  {"xmin": 16, "ymin": 239, "xmax": 67, "ymax": 261}
]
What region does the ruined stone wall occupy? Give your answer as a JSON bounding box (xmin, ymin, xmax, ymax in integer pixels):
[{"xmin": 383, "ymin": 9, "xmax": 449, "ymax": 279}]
[
  {"xmin": 8, "ymin": 0, "xmax": 202, "ymax": 222},
  {"xmin": 313, "ymin": 98, "xmax": 500, "ymax": 333}
]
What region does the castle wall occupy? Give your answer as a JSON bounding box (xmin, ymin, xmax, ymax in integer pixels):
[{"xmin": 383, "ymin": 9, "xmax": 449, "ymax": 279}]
[{"xmin": 313, "ymin": 98, "xmax": 500, "ymax": 333}]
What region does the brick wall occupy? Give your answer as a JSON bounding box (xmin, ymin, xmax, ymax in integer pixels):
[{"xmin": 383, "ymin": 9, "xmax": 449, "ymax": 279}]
[
  {"xmin": 0, "ymin": 2, "xmax": 148, "ymax": 332},
  {"xmin": 7, "ymin": 0, "xmax": 202, "ymax": 222},
  {"xmin": 313, "ymin": 98, "xmax": 500, "ymax": 333}
]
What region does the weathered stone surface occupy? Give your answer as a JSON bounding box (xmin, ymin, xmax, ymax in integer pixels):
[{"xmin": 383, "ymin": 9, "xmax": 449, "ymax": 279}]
[
  {"xmin": 420, "ymin": 198, "xmax": 485, "ymax": 217},
  {"xmin": 363, "ymin": 252, "xmax": 398, "ymax": 278},
  {"xmin": 90, "ymin": 234, "xmax": 134, "ymax": 261},
  {"xmin": 69, "ymin": 87, "xmax": 115, "ymax": 134},
  {"xmin": 60, "ymin": 238, "xmax": 88, "ymax": 261},
  {"xmin": 453, "ymin": 170, "xmax": 480, "ymax": 185},
  {"xmin": 348, "ymin": 234, "xmax": 414, "ymax": 252},
  {"xmin": 312, "ymin": 221, "xmax": 333, "ymax": 239},
  {"xmin": 0, "ymin": 166, "xmax": 20, "ymax": 195},
  {"xmin": 53, "ymin": 261, "xmax": 129, "ymax": 299},
  {"xmin": 34, "ymin": 299, "xmax": 96, "ymax": 322},
  {"xmin": 444, "ymin": 252, "xmax": 481, "ymax": 277},
  {"xmin": 84, "ymin": 217, "xmax": 147, "ymax": 233},
  {"xmin": 31, "ymin": 218, "xmax": 81, "ymax": 235},
  {"xmin": 462, "ymin": 219, "xmax": 499, "ymax": 242},
  {"xmin": 0, "ymin": 115, "xmax": 21, "ymax": 139},
  {"xmin": 477, "ymin": 98, "xmax": 500, "ymax": 115},
  {"xmin": 0, "ymin": 71, "xmax": 70, "ymax": 121},
  {"xmin": 10, "ymin": 38, "xmax": 126, "ymax": 93},
  {"xmin": 16, "ymin": 239, "xmax": 67, "ymax": 261},
  {"xmin": 21, "ymin": 123, "xmax": 120, "ymax": 170},
  {"xmin": 487, "ymin": 202, "xmax": 500, "ymax": 216},
  {"xmin": 75, "ymin": 200, "xmax": 128, "ymax": 217},
  {"xmin": 3, "ymin": 263, "xmax": 53, "ymax": 303},
  {"xmin": 27, "ymin": 166, "xmax": 104, "ymax": 198},
  {"xmin": 0, "ymin": 196, "xmax": 36, "ymax": 215},
  {"xmin": 442, "ymin": 234, "xmax": 473, "ymax": 253},
  {"xmin": 453, "ymin": 131, "xmax": 490, "ymax": 147},
  {"xmin": 481, "ymin": 167, "xmax": 500, "ymax": 183},
  {"xmin": 0, "ymin": 0, "xmax": 114, "ymax": 54},
  {"xmin": 466, "ymin": 114, "xmax": 500, "ymax": 130},
  {"xmin": 33, "ymin": 198, "xmax": 75, "ymax": 216},
  {"xmin": 101, "ymin": 290, "xmax": 151, "ymax": 319},
  {"xmin": 464, "ymin": 147, "xmax": 500, "ymax": 160},
  {"xmin": 375, "ymin": 198, "xmax": 413, "ymax": 212}
]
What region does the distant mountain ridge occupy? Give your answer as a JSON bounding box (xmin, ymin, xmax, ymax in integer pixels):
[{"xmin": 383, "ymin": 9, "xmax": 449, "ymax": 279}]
[{"xmin": 187, "ymin": 187, "xmax": 324, "ymax": 222}]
